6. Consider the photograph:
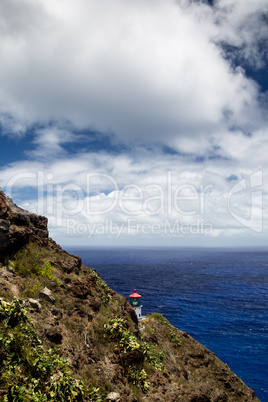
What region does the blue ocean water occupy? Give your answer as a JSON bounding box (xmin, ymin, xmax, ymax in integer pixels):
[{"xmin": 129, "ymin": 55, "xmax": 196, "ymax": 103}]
[{"xmin": 65, "ymin": 246, "xmax": 268, "ymax": 401}]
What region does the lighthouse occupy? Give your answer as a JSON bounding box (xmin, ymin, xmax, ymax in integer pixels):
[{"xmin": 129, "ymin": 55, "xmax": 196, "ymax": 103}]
[{"xmin": 129, "ymin": 289, "xmax": 143, "ymax": 320}]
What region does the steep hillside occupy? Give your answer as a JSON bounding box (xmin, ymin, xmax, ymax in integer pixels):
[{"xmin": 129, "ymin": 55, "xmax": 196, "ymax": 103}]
[{"xmin": 0, "ymin": 191, "xmax": 259, "ymax": 401}]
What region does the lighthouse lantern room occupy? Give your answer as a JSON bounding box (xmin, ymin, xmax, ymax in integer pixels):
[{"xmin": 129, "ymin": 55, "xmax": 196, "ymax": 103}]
[{"xmin": 129, "ymin": 289, "xmax": 142, "ymax": 320}]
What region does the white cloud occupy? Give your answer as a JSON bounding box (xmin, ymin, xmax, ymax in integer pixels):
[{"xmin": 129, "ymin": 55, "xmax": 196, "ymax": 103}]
[
  {"xmin": 0, "ymin": 0, "xmax": 267, "ymax": 246},
  {"xmin": 0, "ymin": 0, "xmax": 266, "ymax": 153},
  {"xmin": 1, "ymin": 146, "xmax": 267, "ymax": 246},
  {"xmin": 213, "ymin": 0, "xmax": 268, "ymax": 68},
  {"xmin": 28, "ymin": 127, "xmax": 78, "ymax": 158}
]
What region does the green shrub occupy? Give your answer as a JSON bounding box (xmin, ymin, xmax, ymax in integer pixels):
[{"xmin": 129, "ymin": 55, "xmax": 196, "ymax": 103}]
[
  {"xmin": 104, "ymin": 317, "xmax": 165, "ymax": 395},
  {"xmin": 128, "ymin": 366, "xmax": 149, "ymax": 393},
  {"xmin": 168, "ymin": 330, "xmax": 181, "ymax": 346},
  {"xmin": 13, "ymin": 244, "xmax": 41, "ymax": 277},
  {"xmin": 87, "ymin": 387, "xmax": 103, "ymax": 402},
  {"xmin": 0, "ymin": 298, "xmax": 84, "ymax": 401},
  {"xmin": 104, "ymin": 317, "xmax": 140, "ymax": 352},
  {"xmin": 141, "ymin": 343, "xmax": 164, "ymax": 370}
]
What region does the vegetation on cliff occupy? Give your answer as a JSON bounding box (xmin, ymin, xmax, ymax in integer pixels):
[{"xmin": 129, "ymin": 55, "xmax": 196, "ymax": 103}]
[
  {"xmin": 0, "ymin": 191, "xmax": 260, "ymax": 401},
  {"xmin": 0, "ymin": 298, "xmax": 85, "ymax": 401}
]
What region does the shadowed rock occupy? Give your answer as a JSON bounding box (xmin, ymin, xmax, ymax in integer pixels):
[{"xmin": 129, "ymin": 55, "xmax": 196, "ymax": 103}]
[{"xmin": 0, "ymin": 191, "xmax": 48, "ymax": 262}]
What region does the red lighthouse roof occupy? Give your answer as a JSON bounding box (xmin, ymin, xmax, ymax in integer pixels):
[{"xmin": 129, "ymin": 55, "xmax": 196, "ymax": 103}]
[{"xmin": 129, "ymin": 289, "xmax": 141, "ymax": 298}]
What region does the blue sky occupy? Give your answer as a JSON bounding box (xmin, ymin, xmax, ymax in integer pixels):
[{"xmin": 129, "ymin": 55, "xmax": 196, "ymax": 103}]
[{"xmin": 0, "ymin": 0, "xmax": 267, "ymax": 247}]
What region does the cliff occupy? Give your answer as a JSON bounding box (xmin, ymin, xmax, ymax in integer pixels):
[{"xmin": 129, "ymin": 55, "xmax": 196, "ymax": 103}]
[
  {"xmin": 0, "ymin": 191, "xmax": 259, "ymax": 401},
  {"xmin": 0, "ymin": 191, "xmax": 48, "ymax": 262}
]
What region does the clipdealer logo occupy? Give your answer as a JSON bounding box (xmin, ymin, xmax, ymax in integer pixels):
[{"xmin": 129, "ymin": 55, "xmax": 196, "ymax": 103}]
[
  {"xmin": 227, "ymin": 170, "xmax": 263, "ymax": 233},
  {"xmin": 66, "ymin": 218, "xmax": 214, "ymax": 238},
  {"xmin": 5, "ymin": 171, "xmax": 214, "ymax": 218},
  {"xmin": 4, "ymin": 169, "xmax": 264, "ymax": 237}
]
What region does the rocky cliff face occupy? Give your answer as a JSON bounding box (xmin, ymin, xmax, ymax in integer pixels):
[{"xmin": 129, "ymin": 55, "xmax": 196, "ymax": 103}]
[
  {"xmin": 0, "ymin": 191, "xmax": 48, "ymax": 262},
  {"xmin": 0, "ymin": 191, "xmax": 260, "ymax": 401}
]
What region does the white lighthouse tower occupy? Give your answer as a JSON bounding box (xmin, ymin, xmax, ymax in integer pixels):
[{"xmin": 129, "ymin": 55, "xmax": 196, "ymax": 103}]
[{"xmin": 129, "ymin": 289, "xmax": 143, "ymax": 320}]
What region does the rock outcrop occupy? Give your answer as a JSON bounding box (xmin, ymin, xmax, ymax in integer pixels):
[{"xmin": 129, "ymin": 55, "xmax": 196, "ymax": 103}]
[{"xmin": 0, "ymin": 191, "xmax": 48, "ymax": 262}]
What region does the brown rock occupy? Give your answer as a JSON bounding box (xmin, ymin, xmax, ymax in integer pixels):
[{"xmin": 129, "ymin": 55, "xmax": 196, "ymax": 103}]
[
  {"xmin": 121, "ymin": 348, "xmax": 144, "ymax": 365},
  {"xmin": 27, "ymin": 298, "xmax": 42, "ymax": 311},
  {"xmin": 123, "ymin": 298, "xmax": 138, "ymax": 325},
  {"xmin": 106, "ymin": 392, "xmax": 121, "ymax": 401},
  {"xmin": 50, "ymin": 256, "xmax": 81, "ymax": 274},
  {"xmin": 48, "ymin": 239, "xmax": 82, "ymax": 274},
  {"xmin": 70, "ymin": 278, "xmax": 95, "ymax": 299},
  {"xmin": 142, "ymin": 331, "xmax": 158, "ymax": 344},
  {"xmin": 189, "ymin": 394, "xmax": 211, "ymax": 402},
  {"xmin": 44, "ymin": 326, "xmax": 63, "ymax": 344},
  {"xmin": 88, "ymin": 299, "xmax": 101, "ymax": 312},
  {"xmin": 0, "ymin": 191, "xmax": 49, "ymax": 261},
  {"xmin": 40, "ymin": 287, "xmax": 55, "ymax": 304},
  {"xmin": 0, "ymin": 191, "xmax": 8, "ymax": 218},
  {"xmin": 214, "ymin": 391, "xmax": 228, "ymax": 401},
  {"xmin": 0, "ymin": 219, "xmax": 10, "ymax": 258}
]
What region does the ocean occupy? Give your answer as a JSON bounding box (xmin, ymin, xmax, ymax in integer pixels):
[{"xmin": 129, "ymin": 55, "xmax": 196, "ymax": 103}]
[{"xmin": 65, "ymin": 246, "xmax": 268, "ymax": 401}]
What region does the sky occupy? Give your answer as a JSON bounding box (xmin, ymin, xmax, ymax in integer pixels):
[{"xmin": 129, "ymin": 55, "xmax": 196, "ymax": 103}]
[{"xmin": 0, "ymin": 0, "xmax": 268, "ymax": 247}]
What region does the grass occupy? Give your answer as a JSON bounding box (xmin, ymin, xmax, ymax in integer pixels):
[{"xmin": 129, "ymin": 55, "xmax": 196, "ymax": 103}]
[
  {"xmin": 13, "ymin": 244, "xmax": 60, "ymax": 284},
  {"xmin": 150, "ymin": 313, "xmax": 170, "ymax": 326}
]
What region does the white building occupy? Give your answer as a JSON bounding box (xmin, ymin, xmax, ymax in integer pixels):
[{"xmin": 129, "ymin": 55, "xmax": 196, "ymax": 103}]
[{"xmin": 129, "ymin": 289, "xmax": 143, "ymax": 320}]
